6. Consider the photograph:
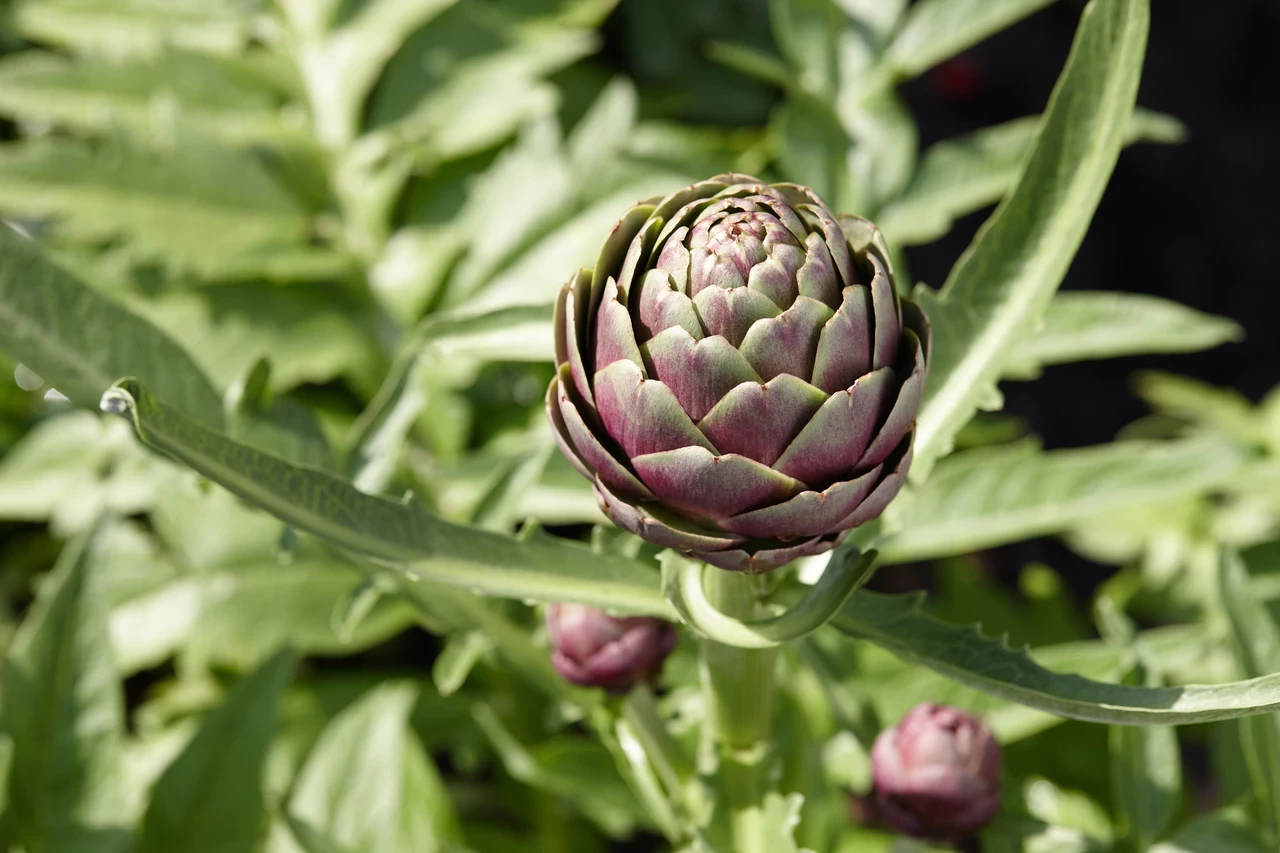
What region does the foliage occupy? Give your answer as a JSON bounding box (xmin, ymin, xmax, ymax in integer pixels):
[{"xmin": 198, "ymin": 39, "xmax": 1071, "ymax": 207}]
[{"xmin": 0, "ymin": 0, "xmax": 1269, "ymax": 851}]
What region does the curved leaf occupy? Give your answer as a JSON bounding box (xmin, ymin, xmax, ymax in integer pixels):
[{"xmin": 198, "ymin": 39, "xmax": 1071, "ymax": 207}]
[
  {"xmin": 101, "ymin": 379, "xmax": 669, "ymax": 617},
  {"xmin": 137, "ymin": 650, "xmax": 294, "ymax": 853},
  {"xmin": 911, "ymin": 0, "xmax": 1150, "ymax": 479},
  {"xmin": 0, "ymin": 224, "xmax": 222, "ymax": 427},
  {"xmin": 834, "ymin": 586, "xmax": 1280, "ymax": 725},
  {"xmin": 887, "ymin": 0, "xmax": 1060, "ymax": 78}
]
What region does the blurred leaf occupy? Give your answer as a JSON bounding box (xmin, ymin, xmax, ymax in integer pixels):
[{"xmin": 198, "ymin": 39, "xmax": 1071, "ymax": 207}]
[
  {"xmin": 879, "ymin": 109, "xmax": 1186, "ymax": 247},
  {"xmin": 1003, "ymin": 291, "xmax": 1241, "ymax": 378},
  {"xmin": 879, "ymin": 436, "xmax": 1245, "ymax": 563},
  {"xmin": 0, "ymin": 51, "xmax": 304, "ymax": 147},
  {"xmin": 103, "ymin": 379, "xmax": 669, "ymax": 613},
  {"xmin": 0, "ymin": 223, "xmax": 223, "ymax": 425},
  {"xmin": 432, "ymin": 631, "xmax": 491, "ymax": 697},
  {"xmin": 772, "ymin": 94, "xmax": 851, "ymax": 214},
  {"xmin": 289, "ymin": 0, "xmax": 460, "ymax": 148},
  {"xmin": 0, "ymin": 412, "xmax": 167, "ymax": 534},
  {"xmin": 887, "ymin": 0, "xmax": 1062, "ymax": 78},
  {"xmin": 225, "ymin": 359, "xmax": 337, "ymax": 471},
  {"xmin": 133, "ymin": 284, "xmax": 378, "ymax": 392},
  {"xmin": 0, "ymin": 136, "xmax": 311, "ymax": 277},
  {"xmin": 1220, "ymin": 549, "xmax": 1280, "ymax": 847},
  {"xmin": 1134, "ymin": 371, "xmax": 1262, "ymax": 445},
  {"xmin": 1, "ymin": 523, "xmax": 131, "ymax": 853},
  {"xmin": 769, "ymin": 0, "xmax": 842, "ymax": 94},
  {"xmin": 13, "ymin": 0, "xmax": 255, "ymax": 58},
  {"xmin": 1109, "ymin": 677, "xmax": 1180, "ymax": 849},
  {"xmin": 110, "ymin": 561, "xmax": 417, "ymax": 673},
  {"xmin": 911, "ymin": 0, "xmax": 1150, "ymax": 479},
  {"xmin": 1150, "ymin": 810, "xmax": 1270, "ymax": 853},
  {"xmin": 280, "ymin": 814, "xmax": 347, "ymax": 853},
  {"xmin": 833, "ymin": 587, "xmax": 1280, "ymax": 724},
  {"xmin": 981, "ymin": 815, "xmax": 1105, "ymax": 853},
  {"xmin": 288, "ymin": 683, "xmax": 461, "ymax": 853},
  {"xmin": 137, "ymin": 650, "xmax": 294, "ymax": 853},
  {"xmin": 472, "ymin": 703, "xmax": 646, "ymax": 838}
]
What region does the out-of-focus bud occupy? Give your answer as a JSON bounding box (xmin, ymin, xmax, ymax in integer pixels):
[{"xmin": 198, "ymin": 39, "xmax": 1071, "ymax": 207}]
[
  {"xmin": 545, "ymin": 603, "xmax": 677, "ymax": 692},
  {"xmin": 870, "ymin": 702, "xmax": 1002, "ymax": 839}
]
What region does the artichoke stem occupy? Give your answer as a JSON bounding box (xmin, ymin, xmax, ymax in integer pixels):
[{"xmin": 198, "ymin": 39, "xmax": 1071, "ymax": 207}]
[{"xmin": 699, "ymin": 565, "xmax": 778, "ymax": 850}]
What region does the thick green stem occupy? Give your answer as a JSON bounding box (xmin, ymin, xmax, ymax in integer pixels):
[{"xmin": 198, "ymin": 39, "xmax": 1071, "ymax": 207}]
[{"xmin": 700, "ymin": 566, "xmax": 778, "ymax": 851}]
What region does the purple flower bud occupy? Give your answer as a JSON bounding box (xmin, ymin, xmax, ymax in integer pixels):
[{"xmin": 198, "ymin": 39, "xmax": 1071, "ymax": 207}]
[
  {"xmin": 870, "ymin": 703, "xmax": 1002, "ymax": 839},
  {"xmin": 545, "ymin": 604, "xmax": 678, "ymax": 692}
]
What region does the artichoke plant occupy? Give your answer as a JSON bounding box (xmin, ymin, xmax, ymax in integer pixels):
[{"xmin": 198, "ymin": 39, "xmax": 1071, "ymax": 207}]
[
  {"xmin": 548, "ymin": 174, "xmax": 930, "ymax": 571},
  {"xmin": 545, "ymin": 603, "xmax": 678, "ymax": 692}
]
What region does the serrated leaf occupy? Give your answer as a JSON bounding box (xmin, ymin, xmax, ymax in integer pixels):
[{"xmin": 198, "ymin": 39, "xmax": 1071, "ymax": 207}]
[
  {"xmin": 834, "ymin": 587, "xmax": 1280, "ymax": 724},
  {"xmin": 136, "ymin": 650, "xmax": 294, "ymax": 853},
  {"xmin": 288, "ymin": 682, "xmax": 461, "ymax": 853},
  {"xmin": 911, "ymin": 0, "xmax": 1150, "ymax": 479},
  {"xmin": 0, "ymin": 136, "xmax": 309, "ymax": 277},
  {"xmin": 879, "ymin": 436, "xmax": 1245, "ymax": 562},
  {"xmin": 0, "ymin": 51, "xmax": 303, "ymax": 147},
  {"xmin": 887, "ymin": 0, "xmax": 1062, "ymax": 78},
  {"xmin": 1220, "ymin": 549, "xmax": 1280, "ymax": 847},
  {"xmin": 102, "ymin": 379, "xmax": 669, "ymax": 616},
  {"xmin": 878, "ymin": 109, "xmax": 1185, "ymax": 246},
  {"xmin": 0, "ymin": 223, "xmax": 223, "ymax": 426},
  {"xmin": 13, "ymin": 0, "xmax": 255, "ymax": 58},
  {"xmin": 2, "ymin": 522, "xmax": 131, "ymax": 853},
  {"xmin": 1002, "ymin": 291, "xmax": 1240, "ymax": 378}
]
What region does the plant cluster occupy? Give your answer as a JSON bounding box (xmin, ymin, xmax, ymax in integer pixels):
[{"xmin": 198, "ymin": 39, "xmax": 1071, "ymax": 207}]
[{"xmin": 0, "ymin": 1, "xmax": 1274, "ymax": 852}]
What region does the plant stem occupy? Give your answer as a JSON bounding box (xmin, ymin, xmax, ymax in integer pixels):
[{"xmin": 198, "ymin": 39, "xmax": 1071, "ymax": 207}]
[{"xmin": 700, "ymin": 565, "xmax": 778, "ymax": 852}]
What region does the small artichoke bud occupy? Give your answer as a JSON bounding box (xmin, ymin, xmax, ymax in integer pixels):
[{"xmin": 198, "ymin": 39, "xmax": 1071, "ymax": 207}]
[
  {"xmin": 547, "ymin": 174, "xmax": 929, "ymax": 572},
  {"xmin": 545, "ymin": 603, "xmax": 677, "ymax": 692},
  {"xmin": 870, "ymin": 703, "xmax": 1002, "ymax": 839}
]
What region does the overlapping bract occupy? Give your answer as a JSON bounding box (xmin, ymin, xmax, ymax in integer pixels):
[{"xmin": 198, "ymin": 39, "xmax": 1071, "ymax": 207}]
[{"xmin": 548, "ymin": 174, "xmax": 930, "ymax": 572}]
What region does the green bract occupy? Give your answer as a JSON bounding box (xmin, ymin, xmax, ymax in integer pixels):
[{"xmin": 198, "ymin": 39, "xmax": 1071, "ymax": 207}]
[{"xmin": 548, "ymin": 174, "xmax": 931, "ymax": 572}]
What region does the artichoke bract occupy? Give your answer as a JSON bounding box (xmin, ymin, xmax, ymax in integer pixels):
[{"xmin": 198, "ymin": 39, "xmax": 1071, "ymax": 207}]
[
  {"xmin": 546, "ymin": 603, "xmax": 678, "ymax": 692},
  {"xmin": 548, "ymin": 174, "xmax": 929, "ymax": 572},
  {"xmin": 870, "ymin": 703, "xmax": 1002, "ymax": 839}
]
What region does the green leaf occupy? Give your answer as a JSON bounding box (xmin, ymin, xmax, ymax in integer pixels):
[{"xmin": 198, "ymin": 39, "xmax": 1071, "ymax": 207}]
[
  {"xmin": 288, "ymin": 682, "xmax": 461, "ymax": 853},
  {"xmin": 1220, "ymin": 549, "xmax": 1280, "ymax": 847},
  {"xmin": 290, "ymin": 0, "xmax": 460, "ymax": 147},
  {"xmin": 1003, "ymin": 291, "xmax": 1241, "ymax": 378},
  {"xmin": 101, "ymin": 379, "xmax": 670, "ymax": 616},
  {"xmin": 911, "ymin": 0, "xmax": 1150, "ymax": 479},
  {"xmin": 0, "ymin": 136, "xmax": 310, "ymax": 277},
  {"xmin": 1134, "ymin": 371, "xmax": 1262, "ymax": 445},
  {"xmin": 137, "ymin": 650, "xmax": 293, "ymax": 853},
  {"xmin": 877, "ymin": 109, "xmax": 1185, "ymax": 246},
  {"xmin": 280, "ymin": 814, "xmax": 347, "ymax": 853},
  {"xmin": 1150, "ymin": 811, "xmax": 1270, "ymax": 853},
  {"xmin": 225, "ymin": 358, "xmax": 337, "ymax": 471},
  {"xmin": 0, "ymin": 51, "xmax": 304, "ymax": 148},
  {"xmin": 132, "ymin": 284, "xmax": 378, "ymax": 393},
  {"xmin": 887, "ymin": 0, "xmax": 1061, "ymax": 78},
  {"xmin": 833, "ymin": 587, "xmax": 1280, "ymax": 724},
  {"xmin": 1109, "ymin": 678, "xmax": 1180, "ymax": 848},
  {"xmin": 0, "ymin": 224, "xmax": 222, "ymax": 426},
  {"xmin": 13, "ymin": 0, "xmax": 255, "ymax": 57},
  {"xmin": 110, "ymin": 561, "xmax": 417, "ymax": 674},
  {"xmin": 2, "ymin": 522, "xmax": 131, "ymax": 853},
  {"xmin": 877, "ymin": 436, "xmax": 1245, "ymax": 563},
  {"xmin": 432, "ymin": 631, "xmax": 491, "ymax": 698},
  {"xmin": 472, "ymin": 703, "xmax": 646, "ymax": 838}
]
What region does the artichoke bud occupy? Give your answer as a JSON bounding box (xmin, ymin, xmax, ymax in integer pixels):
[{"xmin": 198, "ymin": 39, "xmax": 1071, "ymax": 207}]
[
  {"xmin": 545, "ymin": 603, "xmax": 677, "ymax": 693},
  {"xmin": 548, "ymin": 174, "xmax": 930, "ymax": 572},
  {"xmin": 870, "ymin": 703, "xmax": 1002, "ymax": 839}
]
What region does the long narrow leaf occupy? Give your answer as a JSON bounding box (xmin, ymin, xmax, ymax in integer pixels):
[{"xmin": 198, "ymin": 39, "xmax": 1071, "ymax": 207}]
[{"xmin": 911, "ymin": 0, "xmax": 1150, "ymax": 479}]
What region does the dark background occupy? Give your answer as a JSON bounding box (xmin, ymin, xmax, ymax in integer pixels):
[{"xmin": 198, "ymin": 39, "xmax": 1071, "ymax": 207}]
[{"xmin": 609, "ymin": 0, "xmax": 1280, "ymax": 595}]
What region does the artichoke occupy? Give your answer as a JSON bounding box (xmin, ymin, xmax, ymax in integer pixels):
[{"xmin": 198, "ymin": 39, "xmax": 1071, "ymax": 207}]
[
  {"xmin": 870, "ymin": 702, "xmax": 1002, "ymax": 839},
  {"xmin": 545, "ymin": 603, "xmax": 678, "ymax": 692},
  {"xmin": 548, "ymin": 174, "xmax": 929, "ymax": 572}
]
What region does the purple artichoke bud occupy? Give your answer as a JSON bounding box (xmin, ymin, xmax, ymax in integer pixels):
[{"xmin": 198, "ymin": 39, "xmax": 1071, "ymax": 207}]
[
  {"xmin": 545, "ymin": 603, "xmax": 677, "ymax": 692},
  {"xmin": 870, "ymin": 703, "xmax": 1002, "ymax": 839},
  {"xmin": 547, "ymin": 174, "xmax": 930, "ymax": 572}
]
